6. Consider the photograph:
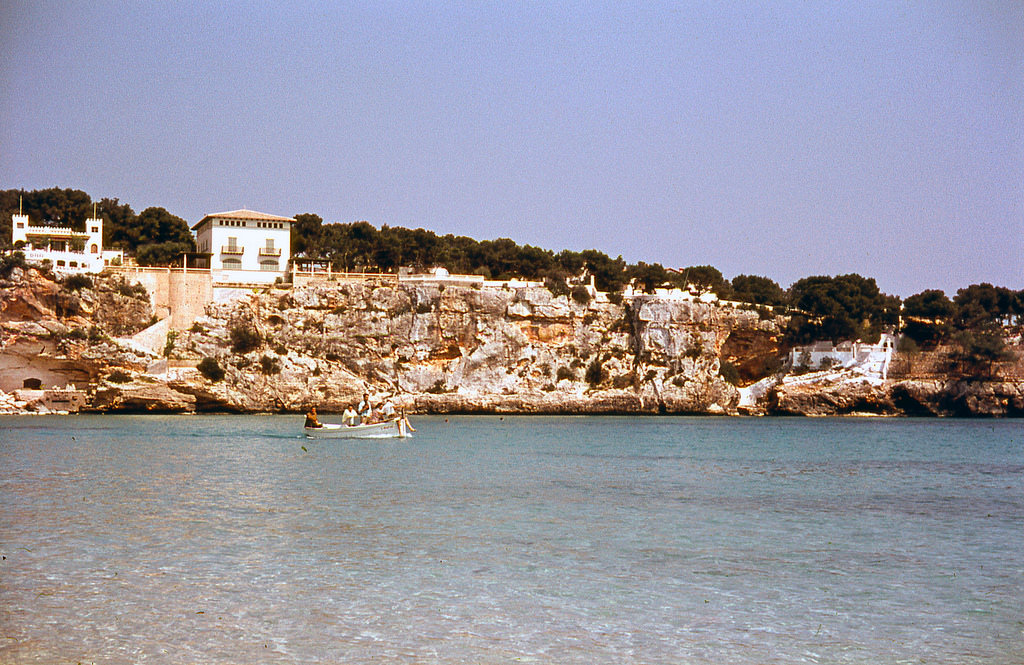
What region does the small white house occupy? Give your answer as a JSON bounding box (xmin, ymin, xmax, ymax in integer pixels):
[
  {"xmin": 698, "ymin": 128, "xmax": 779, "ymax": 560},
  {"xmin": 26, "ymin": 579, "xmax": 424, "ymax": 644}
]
[
  {"xmin": 11, "ymin": 212, "xmax": 123, "ymax": 273},
  {"xmin": 789, "ymin": 334, "xmax": 896, "ymax": 379},
  {"xmin": 192, "ymin": 209, "xmax": 294, "ymax": 283}
]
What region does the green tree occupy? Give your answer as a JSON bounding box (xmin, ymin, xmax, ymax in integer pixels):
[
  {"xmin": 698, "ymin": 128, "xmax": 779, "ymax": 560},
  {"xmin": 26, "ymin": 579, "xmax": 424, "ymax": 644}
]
[
  {"xmin": 673, "ymin": 265, "xmax": 731, "ymax": 297},
  {"xmin": 730, "ymin": 274, "xmax": 786, "ymax": 306},
  {"xmin": 97, "ymin": 197, "xmax": 137, "ymax": 250},
  {"xmin": 901, "ymin": 289, "xmax": 955, "ymax": 346},
  {"xmin": 127, "ymin": 207, "xmax": 194, "ymax": 266},
  {"xmin": 627, "ymin": 262, "xmax": 671, "ymax": 294},
  {"xmin": 788, "ymin": 274, "xmax": 898, "ymax": 344},
  {"xmin": 291, "ymin": 213, "xmax": 324, "ymax": 257},
  {"xmin": 951, "ymin": 330, "xmax": 1014, "ymax": 377},
  {"xmin": 954, "ymin": 283, "xmax": 1015, "ymax": 329},
  {"xmin": 580, "ymin": 250, "xmax": 627, "ymax": 293}
]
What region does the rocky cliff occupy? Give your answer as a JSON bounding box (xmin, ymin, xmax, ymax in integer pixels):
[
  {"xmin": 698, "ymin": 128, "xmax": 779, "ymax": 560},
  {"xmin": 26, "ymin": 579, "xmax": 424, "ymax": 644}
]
[
  {"xmin": 2, "ymin": 267, "xmax": 1022, "ymax": 416},
  {"xmin": 143, "ymin": 279, "xmax": 780, "ymax": 414}
]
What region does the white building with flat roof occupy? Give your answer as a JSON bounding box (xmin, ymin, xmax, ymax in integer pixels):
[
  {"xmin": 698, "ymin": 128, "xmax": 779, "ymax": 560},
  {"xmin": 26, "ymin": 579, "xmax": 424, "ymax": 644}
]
[
  {"xmin": 11, "ymin": 211, "xmax": 123, "ymax": 273},
  {"xmin": 192, "ymin": 209, "xmax": 294, "ymax": 283}
]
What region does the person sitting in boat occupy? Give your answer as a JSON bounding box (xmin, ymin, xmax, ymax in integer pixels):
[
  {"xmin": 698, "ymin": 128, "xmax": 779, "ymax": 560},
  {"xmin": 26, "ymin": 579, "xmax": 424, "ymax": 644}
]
[
  {"xmin": 342, "ymin": 404, "xmax": 358, "ymax": 427},
  {"xmin": 357, "ymin": 392, "xmax": 372, "ymax": 423},
  {"xmin": 380, "ymin": 398, "xmax": 396, "ymax": 420},
  {"xmin": 304, "ymin": 406, "xmax": 323, "ymax": 429}
]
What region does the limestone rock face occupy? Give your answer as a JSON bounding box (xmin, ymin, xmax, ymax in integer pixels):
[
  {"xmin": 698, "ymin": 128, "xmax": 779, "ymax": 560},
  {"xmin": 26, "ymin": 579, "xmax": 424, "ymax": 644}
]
[
  {"xmin": 768, "ymin": 376, "xmax": 1024, "ymax": 418},
  {"xmin": 91, "ymin": 381, "xmax": 197, "ymax": 413},
  {"xmin": 4, "ymin": 267, "xmax": 1023, "ymax": 416},
  {"xmin": 158, "ymin": 284, "xmax": 784, "ymax": 414}
]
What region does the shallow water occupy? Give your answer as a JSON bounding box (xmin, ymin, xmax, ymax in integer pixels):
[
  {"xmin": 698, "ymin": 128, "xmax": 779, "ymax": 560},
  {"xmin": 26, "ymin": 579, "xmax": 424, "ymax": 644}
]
[{"xmin": 1, "ymin": 415, "xmax": 1022, "ymax": 663}]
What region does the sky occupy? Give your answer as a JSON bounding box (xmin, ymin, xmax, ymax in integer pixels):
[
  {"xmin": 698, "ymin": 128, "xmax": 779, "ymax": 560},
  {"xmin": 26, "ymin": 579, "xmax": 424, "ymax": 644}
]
[{"xmin": 1, "ymin": 1, "xmax": 1021, "ymax": 296}]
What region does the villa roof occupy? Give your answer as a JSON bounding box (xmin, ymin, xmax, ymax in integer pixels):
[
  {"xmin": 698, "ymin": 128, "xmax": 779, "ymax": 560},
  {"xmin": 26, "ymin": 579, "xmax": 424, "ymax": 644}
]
[{"xmin": 192, "ymin": 208, "xmax": 295, "ymax": 229}]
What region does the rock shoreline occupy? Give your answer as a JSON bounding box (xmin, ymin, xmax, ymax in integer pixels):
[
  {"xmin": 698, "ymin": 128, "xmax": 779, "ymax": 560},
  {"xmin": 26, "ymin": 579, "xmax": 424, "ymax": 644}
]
[{"xmin": 2, "ymin": 268, "xmax": 1022, "ymax": 418}]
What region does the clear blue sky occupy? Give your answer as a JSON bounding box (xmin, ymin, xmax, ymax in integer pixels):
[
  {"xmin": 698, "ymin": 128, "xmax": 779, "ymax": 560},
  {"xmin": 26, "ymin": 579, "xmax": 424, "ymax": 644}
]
[{"xmin": 2, "ymin": 1, "xmax": 1021, "ymax": 296}]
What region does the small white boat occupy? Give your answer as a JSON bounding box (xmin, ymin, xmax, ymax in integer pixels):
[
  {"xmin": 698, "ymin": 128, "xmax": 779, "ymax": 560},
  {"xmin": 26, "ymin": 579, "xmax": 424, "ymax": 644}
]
[{"xmin": 304, "ymin": 418, "xmax": 412, "ymax": 439}]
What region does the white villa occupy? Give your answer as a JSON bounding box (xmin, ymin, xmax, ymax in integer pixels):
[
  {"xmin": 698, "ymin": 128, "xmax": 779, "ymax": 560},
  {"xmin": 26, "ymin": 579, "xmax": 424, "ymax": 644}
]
[
  {"xmin": 192, "ymin": 209, "xmax": 294, "ymax": 284},
  {"xmin": 11, "ymin": 211, "xmax": 123, "ymax": 273}
]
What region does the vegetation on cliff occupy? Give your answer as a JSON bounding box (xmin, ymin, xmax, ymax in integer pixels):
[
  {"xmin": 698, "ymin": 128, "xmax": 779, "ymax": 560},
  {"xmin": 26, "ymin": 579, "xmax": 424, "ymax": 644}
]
[
  {"xmin": 1, "ymin": 188, "xmax": 194, "ymax": 266},
  {"xmin": 4, "ymin": 187, "xmax": 1023, "ymax": 374}
]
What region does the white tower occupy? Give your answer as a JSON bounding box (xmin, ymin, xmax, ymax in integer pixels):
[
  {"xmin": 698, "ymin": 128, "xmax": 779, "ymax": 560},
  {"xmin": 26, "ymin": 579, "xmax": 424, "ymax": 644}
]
[{"xmin": 85, "ymin": 204, "xmax": 103, "ymax": 258}]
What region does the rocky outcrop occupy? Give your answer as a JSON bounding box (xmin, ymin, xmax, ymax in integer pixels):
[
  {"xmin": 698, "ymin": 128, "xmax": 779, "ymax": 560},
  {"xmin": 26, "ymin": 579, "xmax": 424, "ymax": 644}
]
[
  {"xmin": 3, "ymin": 267, "xmax": 1022, "ymax": 416},
  {"xmin": 159, "ymin": 283, "xmax": 778, "ymax": 414},
  {"xmin": 768, "ymin": 374, "xmax": 1024, "ymax": 417}
]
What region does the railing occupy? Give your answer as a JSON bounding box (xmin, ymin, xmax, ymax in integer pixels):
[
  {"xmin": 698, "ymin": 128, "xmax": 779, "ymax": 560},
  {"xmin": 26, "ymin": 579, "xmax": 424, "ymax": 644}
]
[
  {"xmin": 221, "ymin": 246, "xmax": 244, "ymax": 255},
  {"xmin": 258, "ymin": 247, "xmax": 282, "ymax": 256}
]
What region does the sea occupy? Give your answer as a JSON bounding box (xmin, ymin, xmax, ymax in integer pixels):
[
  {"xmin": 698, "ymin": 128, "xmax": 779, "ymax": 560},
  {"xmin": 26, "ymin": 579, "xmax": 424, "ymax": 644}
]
[{"xmin": 0, "ymin": 415, "xmax": 1021, "ymax": 664}]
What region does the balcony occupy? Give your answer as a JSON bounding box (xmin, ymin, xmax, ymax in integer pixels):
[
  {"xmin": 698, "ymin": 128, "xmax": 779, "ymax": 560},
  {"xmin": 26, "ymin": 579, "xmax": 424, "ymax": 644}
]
[
  {"xmin": 258, "ymin": 247, "xmax": 282, "ymax": 257},
  {"xmin": 221, "ymin": 245, "xmax": 244, "ymax": 255}
]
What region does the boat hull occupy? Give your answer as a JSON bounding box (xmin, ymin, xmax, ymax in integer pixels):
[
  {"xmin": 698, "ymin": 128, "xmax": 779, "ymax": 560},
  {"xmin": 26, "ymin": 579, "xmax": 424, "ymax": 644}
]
[{"xmin": 304, "ymin": 419, "xmax": 410, "ymax": 439}]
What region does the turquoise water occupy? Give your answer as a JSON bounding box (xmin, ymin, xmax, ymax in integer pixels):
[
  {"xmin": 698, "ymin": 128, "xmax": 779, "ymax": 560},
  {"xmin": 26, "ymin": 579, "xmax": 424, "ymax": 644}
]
[{"xmin": 1, "ymin": 415, "xmax": 1022, "ymax": 664}]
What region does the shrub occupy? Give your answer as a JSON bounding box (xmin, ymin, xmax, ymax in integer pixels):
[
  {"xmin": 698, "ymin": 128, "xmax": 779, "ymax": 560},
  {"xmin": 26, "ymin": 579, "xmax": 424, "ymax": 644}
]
[
  {"xmin": 164, "ymin": 330, "xmax": 178, "ymax": 357},
  {"xmin": 117, "ymin": 280, "xmax": 149, "ymax": 299},
  {"xmin": 544, "ymin": 277, "xmax": 570, "ymax": 297},
  {"xmin": 585, "ymin": 358, "xmax": 605, "ymax": 386},
  {"xmin": 275, "ymin": 344, "xmax": 288, "ymax": 355},
  {"xmin": 0, "ymin": 251, "xmax": 27, "ymax": 277},
  {"xmin": 107, "ymin": 369, "xmax": 132, "ymax": 383},
  {"xmin": 197, "ymin": 357, "xmax": 225, "ymax": 382},
  {"xmin": 556, "ymin": 366, "xmax": 574, "ymax": 382},
  {"xmin": 607, "ymin": 291, "xmax": 624, "ymax": 305},
  {"xmin": 571, "ymin": 285, "xmax": 592, "ymax": 305},
  {"xmin": 720, "ymin": 361, "xmax": 740, "ymax": 386},
  {"xmin": 63, "ymin": 274, "xmax": 93, "ymax": 291},
  {"xmin": 229, "ymin": 324, "xmax": 262, "ymax": 354},
  {"xmin": 259, "ymin": 355, "xmax": 281, "ymax": 375},
  {"xmin": 190, "ymin": 322, "xmax": 206, "ymax": 334},
  {"xmin": 897, "ymin": 336, "xmax": 920, "ymax": 354}
]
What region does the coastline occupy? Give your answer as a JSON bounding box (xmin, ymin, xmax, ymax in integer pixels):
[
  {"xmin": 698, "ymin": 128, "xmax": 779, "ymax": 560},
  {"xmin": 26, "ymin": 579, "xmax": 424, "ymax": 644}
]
[{"xmin": 3, "ymin": 268, "xmax": 1023, "ymax": 419}]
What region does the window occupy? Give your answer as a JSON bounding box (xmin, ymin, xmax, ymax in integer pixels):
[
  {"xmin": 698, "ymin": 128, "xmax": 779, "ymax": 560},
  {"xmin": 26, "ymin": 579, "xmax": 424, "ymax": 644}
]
[
  {"xmin": 70, "ymin": 261, "xmax": 78, "ymax": 267},
  {"xmin": 91, "ymin": 244, "xmax": 98, "ymax": 253},
  {"xmin": 91, "ymin": 226, "xmax": 99, "ymax": 233},
  {"xmin": 260, "ymin": 259, "xmax": 279, "ymax": 271},
  {"xmin": 57, "ymin": 260, "xmax": 66, "ymax": 267},
  {"xmin": 266, "ymin": 238, "xmax": 274, "ymax": 250},
  {"xmin": 16, "ymin": 222, "xmax": 24, "ymax": 228},
  {"xmin": 222, "ymin": 258, "xmax": 242, "ymax": 270}
]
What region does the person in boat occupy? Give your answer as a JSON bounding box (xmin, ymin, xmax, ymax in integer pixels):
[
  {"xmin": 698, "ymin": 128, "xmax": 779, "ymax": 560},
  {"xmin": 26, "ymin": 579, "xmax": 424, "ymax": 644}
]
[
  {"xmin": 400, "ymin": 410, "xmax": 416, "ymax": 433},
  {"xmin": 342, "ymin": 404, "xmax": 358, "ymax": 427},
  {"xmin": 357, "ymin": 392, "xmax": 372, "ymax": 423},
  {"xmin": 304, "ymin": 406, "xmax": 323, "ymax": 429},
  {"xmin": 380, "ymin": 397, "xmax": 396, "ymax": 420}
]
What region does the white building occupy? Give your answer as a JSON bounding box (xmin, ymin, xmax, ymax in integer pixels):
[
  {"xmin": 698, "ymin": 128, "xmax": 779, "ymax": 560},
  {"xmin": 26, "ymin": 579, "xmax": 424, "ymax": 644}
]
[
  {"xmin": 11, "ymin": 212, "xmax": 123, "ymax": 273},
  {"xmin": 789, "ymin": 334, "xmax": 896, "ymax": 379},
  {"xmin": 192, "ymin": 209, "xmax": 294, "ymax": 283}
]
